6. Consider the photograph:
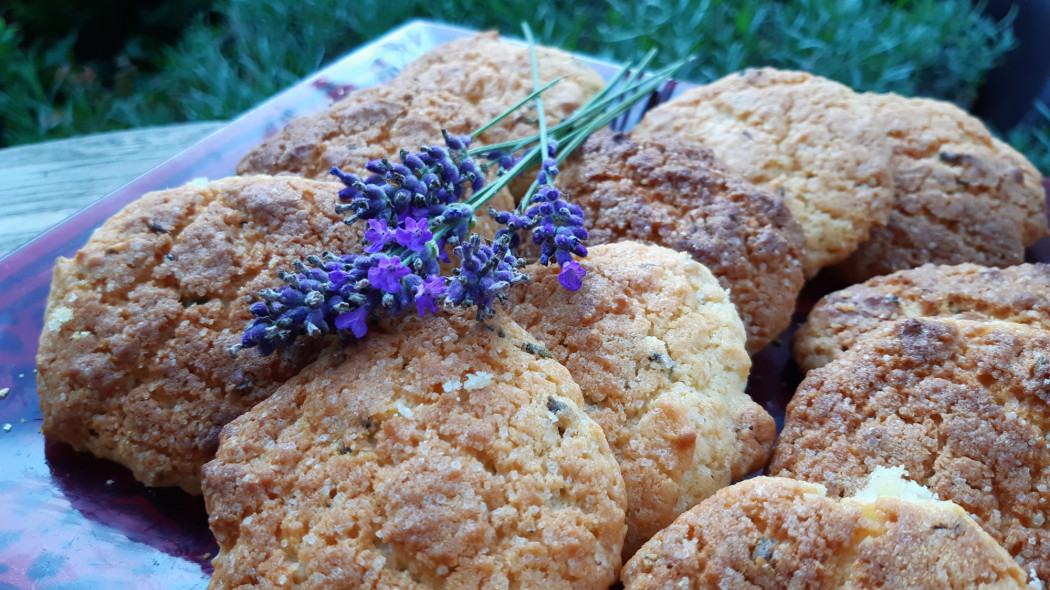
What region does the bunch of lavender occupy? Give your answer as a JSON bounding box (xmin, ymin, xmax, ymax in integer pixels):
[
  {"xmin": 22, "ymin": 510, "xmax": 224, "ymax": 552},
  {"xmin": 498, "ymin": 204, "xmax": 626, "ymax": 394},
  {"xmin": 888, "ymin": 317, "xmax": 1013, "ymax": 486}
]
[{"xmin": 235, "ymin": 26, "xmax": 686, "ymax": 356}]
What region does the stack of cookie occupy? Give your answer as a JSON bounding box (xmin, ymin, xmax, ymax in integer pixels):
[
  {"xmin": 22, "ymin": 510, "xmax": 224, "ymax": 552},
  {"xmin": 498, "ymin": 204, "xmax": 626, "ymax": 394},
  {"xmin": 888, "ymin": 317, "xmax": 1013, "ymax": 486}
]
[
  {"xmin": 34, "ymin": 35, "xmax": 793, "ymax": 589},
  {"xmin": 35, "ymin": 33, "xmax": 1050, "ymax": 588},
  {"xmin": 630, "ymin": 67, "xmax": 1047, "ymax": 283},
  {"xmin": 554, "ymin": 69, "xmax": 1048, "ymax": 587},
  {"xmin": 766, "ymin": 262, "xmax": 1050, "ymax": 585},
  {"xmin": 200, "ymin": 241, "xmax": 779, "ymax": 587}
]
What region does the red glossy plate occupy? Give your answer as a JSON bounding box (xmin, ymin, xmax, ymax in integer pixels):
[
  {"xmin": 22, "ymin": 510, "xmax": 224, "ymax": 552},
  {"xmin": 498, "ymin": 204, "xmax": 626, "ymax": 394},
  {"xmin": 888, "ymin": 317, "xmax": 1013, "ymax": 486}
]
[{"xmin": 0, "ymin": 19, "xmax": 1047, "ymax": 589}]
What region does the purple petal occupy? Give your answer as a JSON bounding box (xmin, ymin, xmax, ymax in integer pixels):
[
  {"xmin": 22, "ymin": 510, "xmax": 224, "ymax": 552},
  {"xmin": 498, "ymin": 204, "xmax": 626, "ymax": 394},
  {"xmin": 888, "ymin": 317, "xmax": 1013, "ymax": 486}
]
[
  {"xmin": 558, "ymin": 261, "xmax": 586, "ymax": 292},
  {"xmin": 334, "ymin": 306, "xmax": 369, "ymax": 338}
]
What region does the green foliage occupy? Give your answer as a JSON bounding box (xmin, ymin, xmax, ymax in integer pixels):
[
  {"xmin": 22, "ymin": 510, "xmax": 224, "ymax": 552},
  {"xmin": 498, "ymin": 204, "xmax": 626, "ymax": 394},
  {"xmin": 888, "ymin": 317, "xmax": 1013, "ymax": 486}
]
[
  {"xmin": 1009, "ymin": 102, "xmax": 1050, "ymax": 177},
  {"xmin": 589, "ymin": 0, "xmax": 1015, "ymax": 107},
  {"xmin": 0, "ymin": 0, "xmax": 1029, "ymax": 157},
  {"xmin": 0, "ymin": 18, "xmax": 132, "ymax": 145}
]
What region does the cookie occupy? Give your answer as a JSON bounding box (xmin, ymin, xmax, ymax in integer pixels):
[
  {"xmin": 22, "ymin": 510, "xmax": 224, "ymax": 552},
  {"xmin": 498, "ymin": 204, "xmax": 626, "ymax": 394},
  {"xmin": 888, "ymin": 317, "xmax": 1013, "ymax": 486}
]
[
  {"xmin": 392, "ymin": 31, "xmax": 604, "ymax": 148},
  {"xmin": 507, "ymin": 242, "xmax": 776, "ymax": 558},
  {"xmin": 203, "ymin": 312, "xmax": 627, "ymax": 589},
  {"xmin": 832, "ymin": 93, "xmax": 1047, "ymax": 283},
  {"xmin": 556, "ymin": 130, "xmax": 806, "ymax": 353},
  {"xmin": 237, "ymin": 84, "xmax": 488, "ymax": 182},
  {"xmin": 632, "ymin": 68, "xmax": 895, "ymax": 277},
  {"xmin": 770, "ymin": 317, "xmax": 1050, "ymax": 581},
  {"xmin": 36, "ymin": 176, "xmax": 362, "ymax": 494},
  {"xmin": 794, "ymin": 262, "xmax": 1050, "ymax": 371},
  {"xmin": 237, "ymin": 32, "xmax": 603, "ymax": 183},
  {"xmin": 621, "ymin": 471, "xmax": 1033, "ymax": 589}
]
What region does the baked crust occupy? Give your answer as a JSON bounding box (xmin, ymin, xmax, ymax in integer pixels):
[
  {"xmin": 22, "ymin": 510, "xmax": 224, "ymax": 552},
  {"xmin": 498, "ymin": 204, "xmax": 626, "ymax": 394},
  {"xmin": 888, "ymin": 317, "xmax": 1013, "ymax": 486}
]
[
  {"xmin": 794, "ymin": 262, "xmax": 1050, "ymax": 372},
  {"xmin": 204, "ymin": 312, "xmax": 626, "ymax": 589},
  {"xmin": 557, "ymin": 130, "xmax": 806, "ymax": 353},
  {"xmin": 36, "ymin": 176, "xmax": 362, "ymax": 493},
  {"xmin": 633, "ymin": 67, "xmax": 895, "ymax": 277},
  {"xmin": 509, "ymin": 242, "xmax": 775, "ymax": 557},
  {"xmin": 771, "ymin": 317, "xmax": 1050, "ymax": 580},
  {"xmin": 622, "ymin": 476, "xmax": 1032, "ymax": 589},
  {"xmin": 832, "ymin": 93, "xmax": 1047, "ymax": 282}
]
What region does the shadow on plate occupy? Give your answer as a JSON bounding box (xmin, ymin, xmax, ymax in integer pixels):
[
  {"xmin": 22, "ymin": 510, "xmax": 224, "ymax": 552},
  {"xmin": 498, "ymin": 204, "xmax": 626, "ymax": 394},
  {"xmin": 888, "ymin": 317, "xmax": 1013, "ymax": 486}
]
[{"xmin": 45, "ymin": 438, "xmax": 218, "ymax": 573}]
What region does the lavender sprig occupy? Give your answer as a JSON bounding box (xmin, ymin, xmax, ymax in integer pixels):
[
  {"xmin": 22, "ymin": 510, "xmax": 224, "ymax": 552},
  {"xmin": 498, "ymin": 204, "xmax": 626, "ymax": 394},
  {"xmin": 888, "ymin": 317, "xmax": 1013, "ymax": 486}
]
[{"xmin": 235, "ymin": 28, "xmax": 688, "ymax": 356}]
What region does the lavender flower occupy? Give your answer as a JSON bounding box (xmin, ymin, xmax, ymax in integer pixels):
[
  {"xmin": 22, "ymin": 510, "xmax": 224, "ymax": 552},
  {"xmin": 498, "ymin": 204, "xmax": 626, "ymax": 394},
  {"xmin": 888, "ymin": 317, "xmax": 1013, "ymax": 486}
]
[
  {"xmin": 490, "ymin": 142, "xmax": 589, "ymax": 292},
  {"xmin": 237, "ymin": 35, "xmax": 686, "ymax": 356},
  {"xmin": 330, "ymin": 132, "xmax": 481, "ymax": 231},
  {"xmin": 395, "ymin": 217, "xmax": 433, "ymax": 252},
  {"xmin": 334, "ymin": 306, "xmax": 369, "ymax": 338},
  {"xmin": 446, "ymin": 234, "xmax": 528, "ymax": 320},
  {"xmin": 368, "ymin": 256, "xmax": 411, "ymax": 293},
  {"xmin": 558, "ymin": 260, "xmax": 587, "ymax": 291},
  {"xmin": 415, "ymin": 275, "xmax": 447, "ymax": 317},
  {"xmin": 363, "ymin": 219, "xmax": 396, "ymax": 253}
]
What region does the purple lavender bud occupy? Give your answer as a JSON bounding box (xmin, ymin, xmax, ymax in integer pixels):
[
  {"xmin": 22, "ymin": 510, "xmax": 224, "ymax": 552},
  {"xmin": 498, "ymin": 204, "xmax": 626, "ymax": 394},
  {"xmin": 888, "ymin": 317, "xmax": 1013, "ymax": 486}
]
[
  {"xmin": 403, "ymin": 152, "xmax": 426, "ymax": 173},
  {"xmin": 330, "ymin": 167, "xmax": 363, "ymax": 188},
  {"xmin": 421, "ymin": 172, "xmax": 440, "ymax": 189},
  {"xmin": 542, "ymin": 158, "xmax": 559, "ymax": 180},
  {"xmin": 241, "ymin": 321, "xmax": 268, "ymax": 347},
  {"xmin": 458, "ymin": 159, "xmax": 483, "ymax": 191},
  {"xmin": 443, "ymin": 131, "xmax": 470, "ymax": 151},
  {"xmin": 534, "ymin": 185, "xmax": 559, "ymax": 202},
  {"xmin": 365, "ymin": 159, "xmax": 386, "ymax": 175},
  {"xmin": 437, "ymin": 158, "xmax": 460, "ymax": 185},
  {"xmin": 395, "ymin": 217, "xmax": 433, "ymax": 252},
  {"xmin": 558, "ymin": 261, "xmax": 586, "ymax": 291},
  {"xmin": 334, "ymin": 306, "xmax": 369, "ymax": 338},
  {"xmin": 368, "ymin": 256, "xmax": 411, "ymax": 293},
  {"xmin": 426, "ymin": 146, "xmax": 449, "ymax": 161},
  {"xmin": 278, "ymin": 286, "xmax": 305, "ymax": 307},
  {"xmin": 546, "ymin": 139, "xmax": 559, "ymax": 157},
  {"xmin": 249, "ymin": 301, "xmax": 270, "ymax": 317}
]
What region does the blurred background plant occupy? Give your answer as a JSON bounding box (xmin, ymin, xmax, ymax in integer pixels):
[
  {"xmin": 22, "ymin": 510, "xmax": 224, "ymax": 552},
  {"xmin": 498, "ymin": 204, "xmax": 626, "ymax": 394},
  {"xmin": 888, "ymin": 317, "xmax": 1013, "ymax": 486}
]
[{"xmin": 2, "ymin": 0, "xmax": 1048, "ymax": 174}]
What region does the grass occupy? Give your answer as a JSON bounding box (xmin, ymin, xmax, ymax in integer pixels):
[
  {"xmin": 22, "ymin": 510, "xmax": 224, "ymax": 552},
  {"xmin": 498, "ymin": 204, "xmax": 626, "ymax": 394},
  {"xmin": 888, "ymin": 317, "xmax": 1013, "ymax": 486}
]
[{"xmin": 2, "ymin": 0, "xmax": 1046, "ymax": 176}]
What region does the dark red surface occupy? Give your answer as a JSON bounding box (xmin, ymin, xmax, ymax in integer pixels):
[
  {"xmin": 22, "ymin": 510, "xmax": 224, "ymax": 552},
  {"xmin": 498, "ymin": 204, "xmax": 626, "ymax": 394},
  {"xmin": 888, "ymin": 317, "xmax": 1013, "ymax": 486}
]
[{"xmin": 0, "ymin": 20, "xmax": 1047, "ymax": 589}]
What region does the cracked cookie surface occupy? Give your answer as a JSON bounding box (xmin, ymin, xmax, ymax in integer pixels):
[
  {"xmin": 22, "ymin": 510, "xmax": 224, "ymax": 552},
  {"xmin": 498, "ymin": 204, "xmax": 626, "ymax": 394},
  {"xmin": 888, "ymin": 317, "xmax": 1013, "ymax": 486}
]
[
  {"xmin": 508, "ymin": 242, "xmax": 775, "ymax": 558},
  {"xmin": 832, "ymin": 93, "xmax": 1047, "ymax": 282},
  {"xmin": 237, "ymin": 32, "xmax": 602, "ymax": 186},
  {"xmin": 621, "ymin": 476, "xmax": 1032, "ymax": 589},
  {"xmin": 794, "ymin": 262, "xmax": 1050, "ymax": 371},
  {"xmin": 557, "ymin": 130, "xmax": 805, "ymax": 353},
  {"xmin": 204, "ymin": 312, "xmax": 626, "ymax": 590},
  {"xmin": 36, "ymin": 176, "xmax": 361, "ymax": 493},
  {"xmin": 633, "ymin": 68, "xmax": 895, "ymax": 277},
  {"xmin": 770, "ymin": 317, "xmax": 1050, "ymax": 581}
]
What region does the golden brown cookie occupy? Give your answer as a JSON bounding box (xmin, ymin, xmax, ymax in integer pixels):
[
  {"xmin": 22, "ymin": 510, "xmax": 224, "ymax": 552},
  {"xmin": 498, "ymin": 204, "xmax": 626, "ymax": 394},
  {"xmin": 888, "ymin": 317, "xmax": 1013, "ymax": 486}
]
[
  {"xmin": 794, "ymin": 262, "xmax": 1050, "ymax": 372},
  {"xmin": 621, "ymin": 472, "xmax": 1033, "ymax": 589},
  {"xmin": 203, "ymin": 312, "xmax": 627, "ymax": 590},
  {"xmin": 36, "ymin": 176, "xmax": 361, "ymax": 494},
  {"xmin": 237, "ymin": 32, "xmax": 603, "ymax": 184},
  {"xmin": 633, "ymin": 68, "xmax": 895, "ymax": 277},
  {"xmin": 556, "ymin": 130, "xmax": 806, "ymax": 353},
  {"xmin": 832, "ymin": 93, "xmax": 1047, "ymax": 283},
  {"xmin": 507, "ymin": 242, "xmax": 775, "ymax": 558},
  {"xmin": 770, "ymin": 317, "xmax": 1050, "ymax": 581},
  {"xmin": 392, "ymin": 31, "xmax": 604, "ymax": 148},
  {"xmin": 237, "ymin": 84, "xmax": 487, "ymax": 182}
]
